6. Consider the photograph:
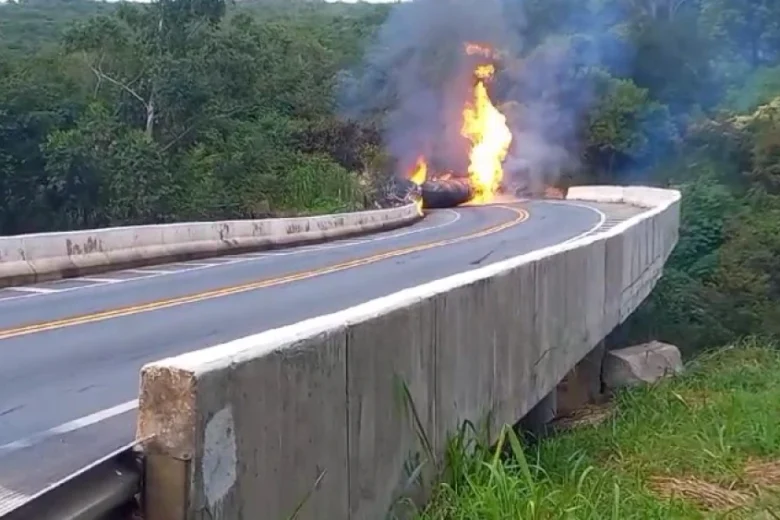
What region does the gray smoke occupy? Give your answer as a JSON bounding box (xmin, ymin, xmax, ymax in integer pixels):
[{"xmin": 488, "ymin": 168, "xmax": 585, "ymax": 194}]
[{"xmin": 338, "ymin": 0, "xmax": 609, "ymax": 191}]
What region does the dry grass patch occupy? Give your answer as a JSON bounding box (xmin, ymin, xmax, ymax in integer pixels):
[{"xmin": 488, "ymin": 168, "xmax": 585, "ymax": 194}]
[
  {"xmin": 551, "ymin": 403, "xmax": 613, "ymax": 432},
  {"xmin": 644, "ymin": 458, "xmax": 780, "ymax": 513},
  {"xmin": 648, "ymin": 475, "xmax": 753, "ymax": 511},
  {"xmin": 744, "ymin": 459, "xmax": 780, "ymax": 490}
]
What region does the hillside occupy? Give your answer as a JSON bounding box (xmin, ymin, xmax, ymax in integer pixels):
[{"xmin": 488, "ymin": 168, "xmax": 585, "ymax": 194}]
[{"xmin": 0, "ymin": 0, "xmax": 115, "ymax": 54}]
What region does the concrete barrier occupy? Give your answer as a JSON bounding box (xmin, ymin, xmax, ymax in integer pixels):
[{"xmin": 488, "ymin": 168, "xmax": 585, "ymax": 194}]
[
  {"xmin": 136, "ymin": 186, "xmax": 681, "ymax": 520},
  {"xmin": 0, "ymin": 204, "xmax": 421, "ymax": 288}
]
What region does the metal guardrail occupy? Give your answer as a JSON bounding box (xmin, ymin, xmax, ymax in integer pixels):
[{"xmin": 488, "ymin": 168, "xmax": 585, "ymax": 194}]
[{"xmin": 1, "ymin": 442, "xmax": 142, "ymax": 520}]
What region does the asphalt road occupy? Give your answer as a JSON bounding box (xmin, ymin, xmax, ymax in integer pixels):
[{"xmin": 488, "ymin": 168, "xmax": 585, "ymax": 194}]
[{"xmin": 0, "ymin": 199, "xmax": 640, "ymax": 509}]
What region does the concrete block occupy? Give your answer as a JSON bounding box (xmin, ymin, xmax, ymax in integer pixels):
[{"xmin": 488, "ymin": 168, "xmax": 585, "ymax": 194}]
[
  {"xmin": 603, "ymin": 232, "xmax": 625, "ymax": 332},
  {"xmin": 583, "ymin": 238, "xmax": 608, "ymax": 346},
  {"xmin": 345, "ymin": 298, "xmax": 436, "ymax": 520},
  {"xmin": 623, "ymin": 186, "xmax": 679, "ymax": 208},
  {"xmin": 0, "ymin": 260, "xmax": 36, "ymax": 287},
  {"xmin": 567, "ymin": 185, "xmax": 625, "ymax": 203},
  {"xmin": 433, "ymin": 276, "xmax": 499, "ymax": 446},
  {"xmin": 0, "ymin": 236, "xmax": 24, "ymax": 263},
  {"xmin": 529, "ymin": 248, "xmax": 590, "ymax": 404},
  {"xmin": 632, "ymin": 222, "xmax": 642, "ymax": 287},
  {"xmin": 564, "ymin": 240, "xmax": 606, "ymax": 355},
  {"xmin": 535, "ymin": 240, "xmax": 607, "ymax": 409},
  {"xmin": 603, "ymin": 341, "xmax": 683, "ymax": 389},
  {"xmin": 138, "ymin": 328, "xmax": 350, "ymax": 520},
  {"xmin": 492, "ymin": 262, "xmax": 538, "ymax": 425},
  {"xmin": 530, "ymin": 253, "xmax": 558, "ymax": 400},
  {"xmin": 623, "ymin": 228, "xmax": 634, "ymax": 301},
  {"xmin": 0, "ymin": 203, "xmax": 421, "ymax": 287}
]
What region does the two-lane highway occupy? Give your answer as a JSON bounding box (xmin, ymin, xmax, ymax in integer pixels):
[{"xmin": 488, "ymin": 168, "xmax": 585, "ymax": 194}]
[{"xmin": 0, "ymin": 199, "xmax": 638, "ymax": 507}]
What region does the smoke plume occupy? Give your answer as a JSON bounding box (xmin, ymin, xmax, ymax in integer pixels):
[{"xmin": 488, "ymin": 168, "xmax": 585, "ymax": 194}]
[{"xmin": 338, "ymin": 0, "xmax": 614, "ymax": 192}]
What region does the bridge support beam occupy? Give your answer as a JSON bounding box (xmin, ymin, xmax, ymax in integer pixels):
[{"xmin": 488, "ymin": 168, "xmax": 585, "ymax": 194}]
[
  {"xmin": 556, "ymin": 341, "xmax": 606, "ymax": 416},
  {"xmin": 519, "ymin": 340, "xmax": 607, "ymax": 437}
]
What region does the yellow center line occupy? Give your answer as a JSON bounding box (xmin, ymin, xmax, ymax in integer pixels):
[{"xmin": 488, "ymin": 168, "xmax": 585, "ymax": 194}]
[{"xmin": 0, "ymin": 206, "xmax": 528, "ymax": 341}]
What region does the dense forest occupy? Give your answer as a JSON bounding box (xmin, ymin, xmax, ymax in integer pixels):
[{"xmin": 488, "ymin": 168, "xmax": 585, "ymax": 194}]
[{"xmin": 1, "ymin": 0, "xmax": 779, "ymax": 353}]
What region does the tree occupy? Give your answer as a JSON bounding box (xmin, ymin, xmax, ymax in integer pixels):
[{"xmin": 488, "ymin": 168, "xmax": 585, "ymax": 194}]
[
  {"xmin": 700, "ymin": 0, "xmax": 780, "ymax": 68},
  {"xmin": 42, "ymin": 103, "xmax": 172, "ymax": 228},
  {"xmin": 64, "ymin": 0, "xmax": 229, "ymax": 142},
  {"xmin": 584, "ymin": 71, "xmax": 678, "ymax": 180}
]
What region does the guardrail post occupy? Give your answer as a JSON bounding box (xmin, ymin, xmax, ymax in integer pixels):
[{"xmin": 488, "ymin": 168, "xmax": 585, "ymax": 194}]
[
  {"xmin": 144, "ymin": 451, "xmax": 189, "ymax": 520},
  {"xmin": 137, "ymin": 364, "xmax": 198, "ymax": 520}
]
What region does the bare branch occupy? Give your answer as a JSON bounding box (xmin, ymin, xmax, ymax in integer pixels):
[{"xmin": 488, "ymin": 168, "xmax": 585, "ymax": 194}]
[
  {"xmin": 186, "ymin": 20, "xmax": 207, "ymax": 40},
  {"xmin": 84, "ymin": 53, "xmax": 149, "ymax": 109},
  {"xmin": 92, "ymin": 53, "xmax": 104, "ymax": 98},
  {"xmin": 160, "ymin": 125, "xmax": 194, "ymax": 152},
  {"xmin": 126, "ymin": 67, "xmax": 148, "ymax": 88}
]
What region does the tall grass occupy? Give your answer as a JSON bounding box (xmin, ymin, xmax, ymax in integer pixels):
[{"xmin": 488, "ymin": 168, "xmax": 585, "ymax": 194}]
[
  {"xmin": 416, "ymin": 339, "xmax": 780, "ymax": 519},
  {"xmin": 279, "ymin": 154, "xmax": 364, "ymax": 214}
]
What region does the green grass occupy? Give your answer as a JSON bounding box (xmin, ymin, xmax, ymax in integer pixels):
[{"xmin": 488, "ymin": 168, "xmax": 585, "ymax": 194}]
[{"xmin": 414, "ymin": 339, "xmax": 780, "ymax": 519}]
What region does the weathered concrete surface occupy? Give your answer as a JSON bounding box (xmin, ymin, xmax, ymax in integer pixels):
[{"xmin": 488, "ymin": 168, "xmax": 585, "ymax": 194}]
[
  {"xmin": 603, "ymin": 341, "xmax": 684, "ymax": 389},
  {"xmin": 556, "ymin": 342, "xmax": 606, "ymax": 416},
  {"xmin": 518, "ymin": 390, "xmax": 558, "ymax": 437},
  {"xmin": 0, "ymin": 203, "xmax": 421, "ymax": 288},
  {"xmin": 138, "ymin": 319, "xmax": 350, "ymax": 520},
  {"xmin": 136, "ymin": 185, "xmax": 681, "ymax": 520}
]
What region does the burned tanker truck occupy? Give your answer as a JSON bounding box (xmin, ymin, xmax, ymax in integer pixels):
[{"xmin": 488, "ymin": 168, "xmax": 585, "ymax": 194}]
[{"xmin": 419, "ymin": 177, "xmax": 476, "ymax": 208}]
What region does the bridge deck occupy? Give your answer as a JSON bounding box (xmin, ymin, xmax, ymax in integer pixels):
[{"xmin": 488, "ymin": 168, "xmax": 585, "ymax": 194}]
[{"xmin": 0, "ymin": 199, "xmax": 642, "ymax": 507}]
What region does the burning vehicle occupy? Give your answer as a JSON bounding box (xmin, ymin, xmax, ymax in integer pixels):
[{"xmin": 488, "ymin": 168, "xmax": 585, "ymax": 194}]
[
  {"xmin": 403, "ymin": 43, "xmax": 513, "ymax": 209},
  {"xmin": 344, "ymin": 0, "xmax": 579, "ymax": 212}
]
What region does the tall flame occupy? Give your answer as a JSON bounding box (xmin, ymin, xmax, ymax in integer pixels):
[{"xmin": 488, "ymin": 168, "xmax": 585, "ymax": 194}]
[
  {"xmin": 460, "ymin": 56, "xmax": 512, "ymax": 204},
  {"xmin": 408, "ymin": 156, "xmax": 426, "ymax": 214},
  {"xmin": 403, "ymin": 44, "xmax": 512, "ymax": 207}
]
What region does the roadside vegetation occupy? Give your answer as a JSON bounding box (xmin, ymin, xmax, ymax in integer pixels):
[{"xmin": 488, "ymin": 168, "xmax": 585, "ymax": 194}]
[
  {"xmin": 3, "ymin": 1, "xmax": 780, "ymax": 515},
  {"xmin": 415, "ymin": 340, "xmax": 780, "ymax": 519}
]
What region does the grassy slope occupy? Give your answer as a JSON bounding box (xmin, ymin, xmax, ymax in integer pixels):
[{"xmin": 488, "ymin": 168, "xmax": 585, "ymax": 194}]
[{"xmin": 416, "ymin": 341, "xmax": 780, "ymax": 519}]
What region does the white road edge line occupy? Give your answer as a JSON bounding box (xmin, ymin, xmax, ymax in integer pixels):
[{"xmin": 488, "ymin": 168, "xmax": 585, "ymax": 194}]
[
  {"xmin": 0, "ymin": 485, "xmax": 30, "ymax": 514},
  {"xmin": 549, "ymin": 201, "xmax": 607, "ymax": 245},
  {"xmin": 0, "ymin": 400, "xmax": 138, "ymax": 456},
  {"xmin": 126, "ymin": 268, "xmax": 180, "ymax": 275},
  {"xmin": 5, "ymin": 287, "xmax": 60, "ymax": 294},
  {"xmin": 0, "ymin": 209, "xmax": 463, "ymax": 303},
  {"xmin": 80, "ymin": 277, "xmax": 123, "ymax": 283}
]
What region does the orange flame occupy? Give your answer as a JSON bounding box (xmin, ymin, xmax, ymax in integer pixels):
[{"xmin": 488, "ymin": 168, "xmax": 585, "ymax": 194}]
[
  {"xmin": 408, "ymin": 156, "xmax": 426, "ymax": 214},
  {"xmin": 409, "ymin": 156, "xmax": 427, "ymax": 185},
  {"xmin": 474, "ymin": 64, "xmax": 495, "ymax": 79},
  {"xmin": 461, "ymin": 59, "xmax": 512, "ymax": 204},
  {"xmin": 403, "ymin": 43, "xmax": 511, "ymax": 207}
]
